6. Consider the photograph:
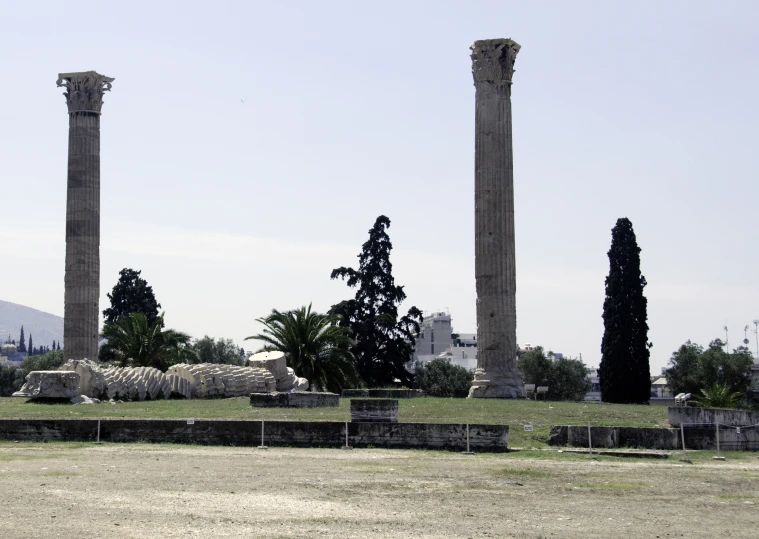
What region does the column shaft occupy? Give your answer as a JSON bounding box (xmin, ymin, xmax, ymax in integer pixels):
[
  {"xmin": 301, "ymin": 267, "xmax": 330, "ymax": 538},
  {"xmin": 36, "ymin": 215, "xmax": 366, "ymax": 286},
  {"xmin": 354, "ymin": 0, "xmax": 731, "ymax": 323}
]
[
  {"xmin": 63, "ymin": 113, "xmax": 101, "ymax": 361},
  {"xmin": 469, "ymin": 39, "xmax": 525, "ymax": 398}
]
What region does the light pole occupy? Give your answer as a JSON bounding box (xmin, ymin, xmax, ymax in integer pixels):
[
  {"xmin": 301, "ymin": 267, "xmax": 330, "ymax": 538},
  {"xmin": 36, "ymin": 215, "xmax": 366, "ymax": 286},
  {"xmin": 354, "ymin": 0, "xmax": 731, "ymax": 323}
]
[{"xmin": 753, "ymin": 320, "xmax": 759, "ymax": 360}]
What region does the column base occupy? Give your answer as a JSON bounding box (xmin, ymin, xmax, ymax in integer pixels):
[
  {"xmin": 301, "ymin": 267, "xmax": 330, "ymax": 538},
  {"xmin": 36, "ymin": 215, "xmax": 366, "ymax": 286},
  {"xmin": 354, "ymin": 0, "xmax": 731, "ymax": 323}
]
[{"xmin": 468, "ymin": 368, "xmax": 525, "ymax": 399}]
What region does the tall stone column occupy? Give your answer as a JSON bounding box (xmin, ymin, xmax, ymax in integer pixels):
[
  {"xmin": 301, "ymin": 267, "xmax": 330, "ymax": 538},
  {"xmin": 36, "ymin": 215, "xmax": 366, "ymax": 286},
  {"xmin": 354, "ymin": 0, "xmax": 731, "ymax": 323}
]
[
  {"xmin": 468, "ymin": 39, "xmax": 525, "ymax": 398},
  {"xmin": 57, "ymin": 71, "xmax": 114, "ymax": 361}
]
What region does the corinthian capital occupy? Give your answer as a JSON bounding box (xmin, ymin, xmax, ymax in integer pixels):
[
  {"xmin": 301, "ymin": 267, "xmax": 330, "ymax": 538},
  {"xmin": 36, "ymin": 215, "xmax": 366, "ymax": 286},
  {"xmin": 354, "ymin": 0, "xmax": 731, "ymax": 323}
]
[
  {"xmin": 56, "ymin": 71, "xmax": 114, "ymax": 114},
  {"xmin": 471, "ymin": 39, "xmax": 520, "ymax": 85}
]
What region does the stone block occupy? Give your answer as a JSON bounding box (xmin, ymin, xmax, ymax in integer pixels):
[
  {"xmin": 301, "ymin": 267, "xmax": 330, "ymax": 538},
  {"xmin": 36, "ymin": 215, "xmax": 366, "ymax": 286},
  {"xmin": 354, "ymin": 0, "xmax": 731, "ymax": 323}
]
[
  {"xmin": 13, "ymin": 371, "xmax": 80, "ymax": 399},
  {"xmin": 350, "ymin": 399, "xmax": 398, "ymax": 422},
  {"xmin": 341, "ymin": 389, "xmax": 426, "ymax": 398},
  {"xmin": 249, "ymin": 392, "xmax": 339, "ymax": 408},
  {"xmin": 248, "ymin": 351, "xmax": 288, "ymax": 380}
]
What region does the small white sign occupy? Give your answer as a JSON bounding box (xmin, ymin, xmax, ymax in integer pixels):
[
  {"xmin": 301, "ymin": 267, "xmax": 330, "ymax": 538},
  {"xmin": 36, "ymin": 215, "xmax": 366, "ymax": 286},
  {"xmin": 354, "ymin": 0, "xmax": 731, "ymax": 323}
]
[
  {"xmin": 736, "ymin": 427, "xmax": 741, "ymax": 434},
  {"xmin": 524, "ymin": 424, "xmax": 533, "ymax": 432},
  {"xmin": 187, "ymin": 419, "xmax": 195, "ymax": 425}
]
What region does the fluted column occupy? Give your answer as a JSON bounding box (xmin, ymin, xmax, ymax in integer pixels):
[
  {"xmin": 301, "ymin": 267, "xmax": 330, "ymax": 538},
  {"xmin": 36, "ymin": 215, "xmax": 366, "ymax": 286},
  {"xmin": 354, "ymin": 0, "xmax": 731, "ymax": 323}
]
[
  {"xmin": 468, "ymin": 39, "xmax": 525, "ymax": 398},
  {"xmin": 57, "ymin": 71, "xmax": 114, "ymax": 361}
]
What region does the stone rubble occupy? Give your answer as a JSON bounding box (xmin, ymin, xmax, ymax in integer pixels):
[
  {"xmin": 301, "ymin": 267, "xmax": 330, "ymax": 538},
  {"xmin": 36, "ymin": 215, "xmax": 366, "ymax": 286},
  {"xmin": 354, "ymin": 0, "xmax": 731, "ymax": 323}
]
[
  {"xmin": 13, "ymin": 359, "xmax": 307, "ymax": 402},
  {"xmin": 248, "ymin": 351, "xmax": 309, "ymax": 392},
  {"xmin": 13, "ymin": 371, "xmax": 80, "ymax": 399}
]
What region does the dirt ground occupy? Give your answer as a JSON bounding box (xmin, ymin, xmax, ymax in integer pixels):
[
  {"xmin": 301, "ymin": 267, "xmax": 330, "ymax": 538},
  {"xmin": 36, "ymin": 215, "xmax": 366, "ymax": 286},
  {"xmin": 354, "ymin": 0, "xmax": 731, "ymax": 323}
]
[{"xmin": 1, "ymin": 443, "xmax": 757, "ymax": 539}]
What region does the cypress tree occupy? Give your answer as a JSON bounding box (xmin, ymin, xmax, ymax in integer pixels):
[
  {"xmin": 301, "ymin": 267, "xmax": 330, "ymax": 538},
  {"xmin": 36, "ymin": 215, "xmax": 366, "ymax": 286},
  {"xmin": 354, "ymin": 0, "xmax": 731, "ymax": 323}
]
[
  {"xmin": 103, "ymin": 268, "xmax": 162, "ymax": 326},
  {"xmin": 329, "ymin": 215, "xmax": 422, "ymax": 387},
  {"xmin": 599, "ymin": 218, "xmax": 651, "ymax": 403},
  {"xmin": 18, "ymin": 326, "xmax": 26, "ymax": 353},
  {"xmin": 27, "ymin": 334, "xmax": 33, "ymax": 356}
]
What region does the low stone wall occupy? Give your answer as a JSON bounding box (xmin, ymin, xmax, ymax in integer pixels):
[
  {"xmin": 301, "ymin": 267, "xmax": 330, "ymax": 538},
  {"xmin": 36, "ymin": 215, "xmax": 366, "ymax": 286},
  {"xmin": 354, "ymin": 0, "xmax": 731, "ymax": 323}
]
[
  {"xmin": 249, "ymin": 392, "xmax": 339, "ymax": 408},
  {"xmin": 0, "ymin": 419, "xmax": 509, "ymax": 452},
  {"xmin": 548, "ymin": 425, "xmax": 759, "ymax": 451},
  {"xmin": 341, "ymin": 389, "xmax": 426, "ymax": 398},
  {"xmin": 667, "ymin": 406, "xmax": 759, "ymax": 427},
  {"xmin": 548, "ymin": 426, "xmax": 680, "ymax": 450}
]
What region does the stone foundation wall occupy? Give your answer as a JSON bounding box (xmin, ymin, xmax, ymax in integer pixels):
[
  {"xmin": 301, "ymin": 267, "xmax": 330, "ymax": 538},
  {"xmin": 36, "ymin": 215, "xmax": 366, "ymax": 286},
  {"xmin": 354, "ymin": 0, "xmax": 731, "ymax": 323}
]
[
  {"xmin": 341, "ymin": 389, "xmax": 426, "ymax": 398},
  {"xmin": 667, "ymin": 406, "xmax": 759, "ymax": 427},
  {"xmin": 548, "ymin": 425, "xmax": 759, "ymax": 451},
  {"xmin": 249, "ymin": 392, "xmax": 339, "ymax": 408},
  {"xmin": 0, "ymin": 419, "xmax": 509, "ymax": 452}
]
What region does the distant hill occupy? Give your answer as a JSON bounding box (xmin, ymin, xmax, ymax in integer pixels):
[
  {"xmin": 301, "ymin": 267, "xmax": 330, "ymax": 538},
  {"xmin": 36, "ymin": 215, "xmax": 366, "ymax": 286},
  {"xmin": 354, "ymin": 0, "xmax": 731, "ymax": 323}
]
[{"xmin": 0, "ymin": 300, "xmax": 63, "ymax": 350}]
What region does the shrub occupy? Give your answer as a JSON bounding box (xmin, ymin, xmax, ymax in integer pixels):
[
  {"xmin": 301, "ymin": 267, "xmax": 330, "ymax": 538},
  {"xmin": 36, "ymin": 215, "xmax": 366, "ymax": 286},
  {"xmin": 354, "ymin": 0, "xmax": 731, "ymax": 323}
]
[{"xmin": 414, "ymin": 358, "xmax": 472, "ymax": 398}]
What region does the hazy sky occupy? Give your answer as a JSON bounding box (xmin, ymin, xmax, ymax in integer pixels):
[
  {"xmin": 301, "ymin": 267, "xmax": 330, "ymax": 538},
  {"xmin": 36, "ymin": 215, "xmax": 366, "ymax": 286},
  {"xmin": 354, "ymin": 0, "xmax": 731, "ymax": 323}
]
[{"xmin": 1, "ymin": 1, "xmax": 757, "ymax": 373}]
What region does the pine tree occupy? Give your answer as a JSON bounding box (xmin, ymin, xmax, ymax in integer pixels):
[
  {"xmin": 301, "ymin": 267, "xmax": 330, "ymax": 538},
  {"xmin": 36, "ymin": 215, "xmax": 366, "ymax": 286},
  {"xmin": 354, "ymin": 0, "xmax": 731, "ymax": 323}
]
[
  {"xmin": 18, "ymin": 326, "xmax": 26, "ymax": 353},
  {"xmin": 27, "ymin": 334, "xmax": 33, "ymax": 356},
  {"xmin": 103, "ymin": 268, "xmax": 162, "ymax": 326},
  {"xmin": 329, "ymin": 215, "xmax": 422, "ymax": 387},
  {"xmin": 599, "ymin": 218, "xmax": 652, "ymax": 403}
]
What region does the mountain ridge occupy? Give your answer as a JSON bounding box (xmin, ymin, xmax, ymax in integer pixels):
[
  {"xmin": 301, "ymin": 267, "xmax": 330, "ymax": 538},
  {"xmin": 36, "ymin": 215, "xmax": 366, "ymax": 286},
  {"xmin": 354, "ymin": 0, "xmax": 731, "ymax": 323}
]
[{"xmin": 0, "ymin": 300, "xmax": 64, "ymax": 350}]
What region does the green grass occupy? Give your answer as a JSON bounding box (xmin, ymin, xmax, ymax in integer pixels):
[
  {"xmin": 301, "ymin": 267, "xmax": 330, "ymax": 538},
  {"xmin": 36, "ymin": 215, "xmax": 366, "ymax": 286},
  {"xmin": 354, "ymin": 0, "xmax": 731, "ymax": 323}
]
[{"xmin": 0, "ymin": 397, "xmax": 669, "ymax": 448}]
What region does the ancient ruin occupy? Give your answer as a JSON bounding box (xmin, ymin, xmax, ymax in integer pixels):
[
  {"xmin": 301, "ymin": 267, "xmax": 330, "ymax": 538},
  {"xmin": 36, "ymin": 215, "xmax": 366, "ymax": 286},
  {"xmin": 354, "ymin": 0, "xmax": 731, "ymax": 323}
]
[
  {"xmin": 57, "ymin": 71, "xmax": 114, "ymax": 361},
  {"xmin": 13, "ymin": 351, "xmax": 309, "ymax": 402},
  {"xmin": 468, "ymin": 39, "xmax": 526, "ymax": 398}
]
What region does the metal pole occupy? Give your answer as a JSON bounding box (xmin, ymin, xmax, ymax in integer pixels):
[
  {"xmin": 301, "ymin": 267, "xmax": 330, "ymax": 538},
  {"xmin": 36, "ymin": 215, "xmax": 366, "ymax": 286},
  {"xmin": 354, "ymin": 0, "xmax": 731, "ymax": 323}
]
[
  {"xmin": 679, "ymin": 424, "xmax": 691, "ymax": 463},
  {"xmin": 588, "ymin": 422, "xmax": 593, "ymax": 456},
  {"xmin": 94, "ymin": 406, "xmax": 102, "ymax": 444},
  {"xmin": 713, "ymin": 420, "xmax": 725, "ymax": 460},
  {"xmin": 463, "ymin": 422, "xmax": 474, "ymax": 455},
  {"xmin": 257, "ymin": 419, "xmax": 268, "ymax": 450},
  {"xmin": 342, "ymin": 408, "xmax": 352, "ymax": 450}
]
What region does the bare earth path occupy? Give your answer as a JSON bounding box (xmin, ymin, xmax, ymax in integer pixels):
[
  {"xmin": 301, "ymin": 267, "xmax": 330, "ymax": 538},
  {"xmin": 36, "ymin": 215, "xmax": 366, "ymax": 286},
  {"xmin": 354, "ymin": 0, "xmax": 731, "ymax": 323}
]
[{"xmin": 1, "ymin": 443, "xmax": 757, "ymax": 538}]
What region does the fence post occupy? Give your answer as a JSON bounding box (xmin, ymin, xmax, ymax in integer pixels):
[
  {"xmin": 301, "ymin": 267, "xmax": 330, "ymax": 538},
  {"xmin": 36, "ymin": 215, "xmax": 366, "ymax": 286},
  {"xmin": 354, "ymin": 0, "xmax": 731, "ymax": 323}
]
[
  {"xmin": 342, "ymin": 408, "xmax": 352, "ymax": 450},
  {"xmin": 679, "ymin": 424, "xmax": 691, "ymax": 463},
  {"xmin": 587, "ymin": 422, "xmax": 593, "ymax": 456},
  {"xmin": 463, "ymin": 422, "xmax": 474, "ymax": 455},
  {"xmin": 257, "ymin": 419, "xmax": 268, "ymax": 450},
  {"xmin": 93, "ymin": 407, "xmax": 103, "ymax": 445},
  {"xmin": 712, "ymin": 419, "xmax": 725, "ymax": 461}
]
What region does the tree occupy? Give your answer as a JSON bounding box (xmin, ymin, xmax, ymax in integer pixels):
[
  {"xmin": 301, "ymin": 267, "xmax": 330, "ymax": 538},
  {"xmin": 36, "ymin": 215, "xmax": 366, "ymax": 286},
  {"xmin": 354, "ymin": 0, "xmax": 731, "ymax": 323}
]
[
  {"xmin": 19, "ymin": 349, "xmax": 66, "ymax": 378},
  {"xmin": 414, "ymin": 358, "xmax": 472, "ymax": 398},
  {"xmin": 18, "ymin": 326, "xmax": 26, "ymax": 353},
  {"xmin": 599, "ymin": 218, "xmax": 651, "ymax": 403},
  {"xmin": 247, "ymin": 304, "xmax": 358, "ymax": 393},
  {"xmin": 27, "ymin": 334, "xmax": 33, "ymax": 357},
  {"xmin": 329, "ymin": 215, "xmax": 422, "ymax": 387},
  {"xmin": 665, "ymin": 339, "xmax": 754, "ymax": 397},
  {"xmin": 103, "ymin": 268, "xmax": 162, "ymax": 326},
  {"xmin": 518, "ymin": 346, "xmax": 590, "ymax": 401},
  {"xmin": 693, "ymin": 383, "xmax": 742, "ymax": 409},
  {"xmin": 518, "ymin": 346, "xmax": 552, "ymax": 387},
  {"xmin": 192, "ymin": 336, "xmax": 246, "ymax": 366},
  {"xmin": 548, "ymin": 357, "xmax": 592, "ymax": 401},
  {"xmin": 99, "ymin": 313, "xmax": 195, "ymax": 371},
  {"xmin": 0, "ymin": 365, "xmax": 22, "ymax": 397}
]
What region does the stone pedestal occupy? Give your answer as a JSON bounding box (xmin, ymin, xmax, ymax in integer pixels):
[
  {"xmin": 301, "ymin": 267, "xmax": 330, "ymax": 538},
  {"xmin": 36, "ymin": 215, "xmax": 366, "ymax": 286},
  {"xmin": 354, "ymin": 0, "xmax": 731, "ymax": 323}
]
[
  {"xmin": 350, "ymin": 399, "xmax": 398, "ymax": 423},
  {"xmin": 468, "ymin": 39, "xmax": 525, "ymax": 399},
  {"xmin": 57, "ymin": 71, "xmax": 114, "ymax": 361}
]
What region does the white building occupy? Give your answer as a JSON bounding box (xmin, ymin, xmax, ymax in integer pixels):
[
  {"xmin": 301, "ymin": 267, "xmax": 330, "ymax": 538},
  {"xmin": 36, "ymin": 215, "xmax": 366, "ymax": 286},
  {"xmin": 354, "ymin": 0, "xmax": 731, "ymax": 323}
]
[{"xmin": 412, "ymin": 311, "xmax": 478, "ymax": 372}]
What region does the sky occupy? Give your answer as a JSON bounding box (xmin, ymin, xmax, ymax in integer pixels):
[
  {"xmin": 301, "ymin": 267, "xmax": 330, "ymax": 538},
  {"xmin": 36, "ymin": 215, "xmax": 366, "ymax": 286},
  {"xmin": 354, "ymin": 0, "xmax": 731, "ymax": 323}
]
[{"xmin": 1, "ymin": 0, "xmax": 757, "ymax": 373}]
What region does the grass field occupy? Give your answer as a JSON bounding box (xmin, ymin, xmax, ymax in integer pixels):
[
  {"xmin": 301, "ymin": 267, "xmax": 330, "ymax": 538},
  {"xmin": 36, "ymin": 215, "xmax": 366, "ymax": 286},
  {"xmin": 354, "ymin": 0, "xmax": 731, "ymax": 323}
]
[{"xmin": 0, "ymin": 397, "xmax": 669, "ymax": 448}]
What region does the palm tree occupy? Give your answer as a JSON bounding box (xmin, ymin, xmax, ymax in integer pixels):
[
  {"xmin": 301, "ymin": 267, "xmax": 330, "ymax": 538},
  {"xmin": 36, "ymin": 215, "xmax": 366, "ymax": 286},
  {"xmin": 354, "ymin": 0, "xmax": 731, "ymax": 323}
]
[
  {"xmin": 246, "ymin": 304, "xmax": 359, "ymax": 393},
  {"xmin": 693, "ymin": 383, "xmax": 742, "ymax": 409},
  {"xmin": 99, "ymin": 312, "xmax": 196, "ymax": 371}
]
